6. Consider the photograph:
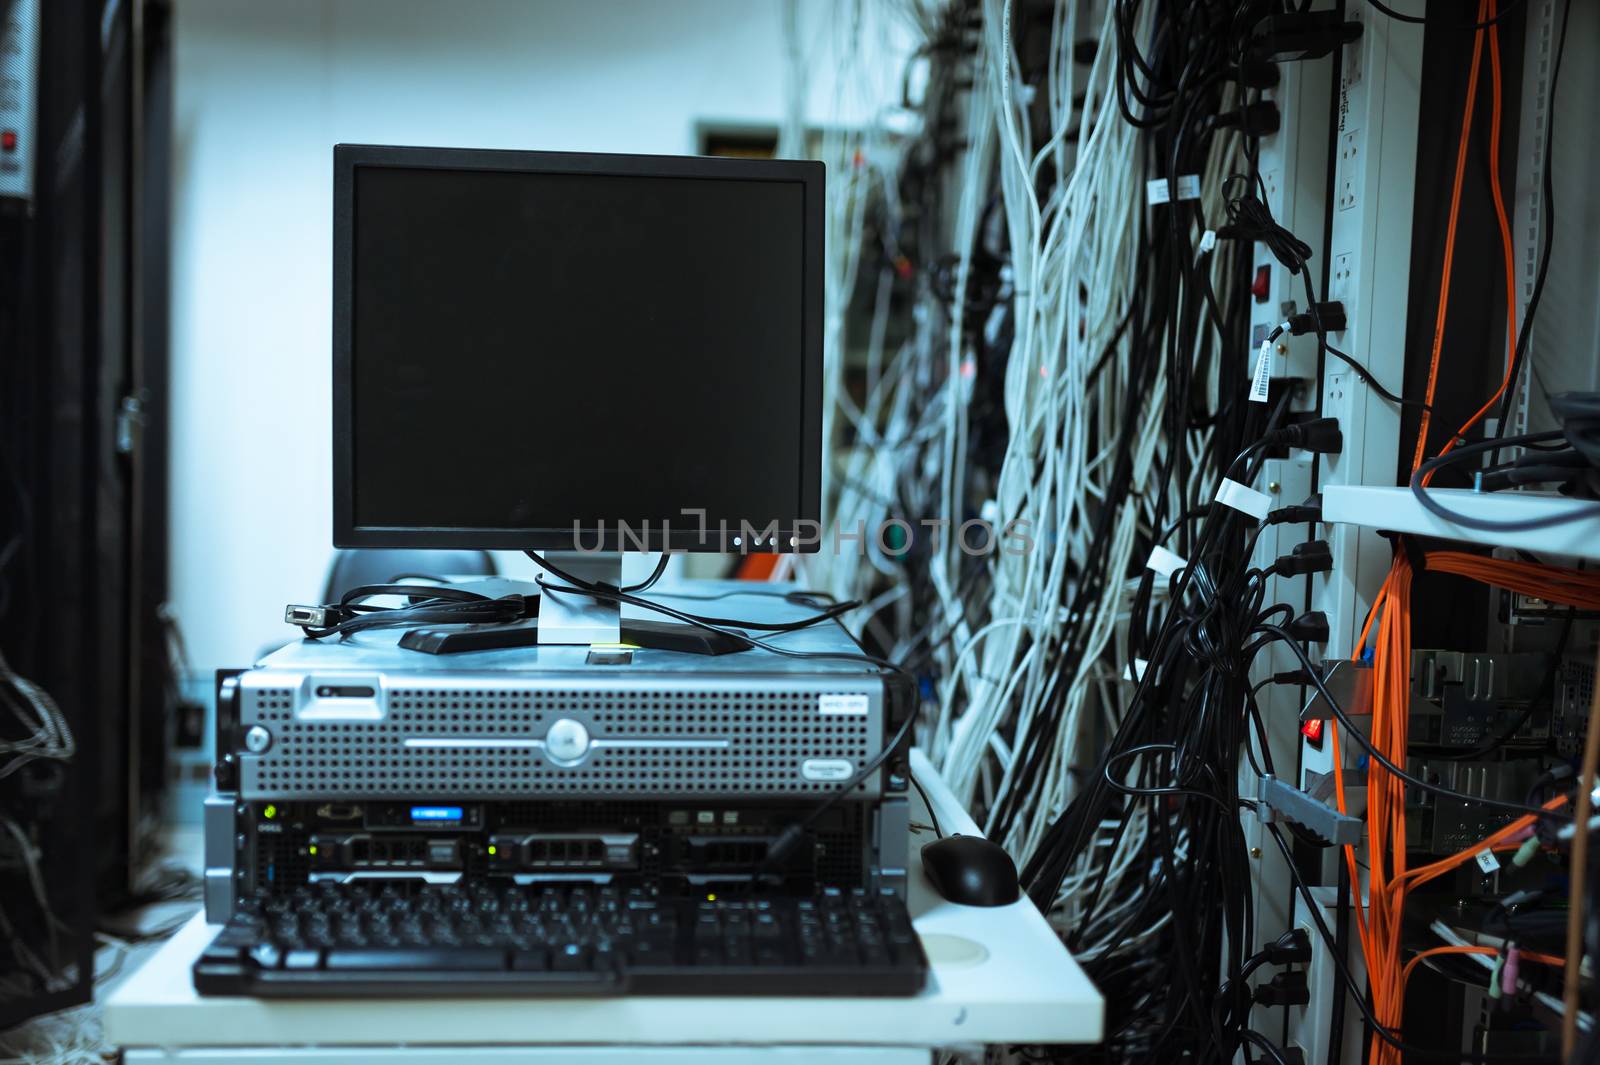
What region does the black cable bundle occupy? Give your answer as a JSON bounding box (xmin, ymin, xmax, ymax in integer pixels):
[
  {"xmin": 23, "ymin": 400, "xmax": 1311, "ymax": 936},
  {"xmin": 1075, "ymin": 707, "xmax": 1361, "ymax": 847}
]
[
  {"xmin": 286, "ymin": 583, "xmax": 530, "ymax": 640},
  {"xmin": 994, "ymin": 4, "xmax": 1331, "ymax": 1062}
]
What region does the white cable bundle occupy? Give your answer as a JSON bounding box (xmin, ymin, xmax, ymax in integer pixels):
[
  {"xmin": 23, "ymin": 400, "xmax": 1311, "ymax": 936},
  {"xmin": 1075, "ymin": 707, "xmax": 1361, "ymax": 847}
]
[
  {"xmin": 933, "ymin": 0, "xmax": 1146, "ymax": 821},
  {"xmin": 796, "ymin": 0, "xmax": 1247, "ymax": 950}
]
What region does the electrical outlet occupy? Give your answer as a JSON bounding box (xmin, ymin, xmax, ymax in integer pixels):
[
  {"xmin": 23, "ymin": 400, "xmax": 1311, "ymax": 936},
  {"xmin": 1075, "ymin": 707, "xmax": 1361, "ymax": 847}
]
[
  {"xmin": 1343, "ymin": 12, "xmax": 1363, "ymax": 89},
  {"xmin": 1325, "ymin": 371, "xmax": 1349, "ymax": 409},
  {"xmin": 1321, "ymin": 372, "xmax": 1352, "ymax": 478},
  {"xmin": 1261, "ymin": 168, "xmax": 1283, "ymax": 215},
  {"xmin": 1330, "ymin": 252, "xmax": 1353, "ymax": 302},
  {"xmin": 1337, "ymin": 132, "xmax": 1359, "ymax": 211}
]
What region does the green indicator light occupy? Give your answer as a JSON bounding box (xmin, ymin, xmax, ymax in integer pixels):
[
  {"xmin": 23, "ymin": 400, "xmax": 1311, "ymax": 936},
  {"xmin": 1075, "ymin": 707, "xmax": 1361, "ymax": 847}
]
[
  {"xmin": 308, "ymin": 845, "xmax": 317, "ymax": 855},
  {"xmin": 263, "ymin": 804, "xmax": 278, "ymax": 820},
  {"xmin": 487, "ymin": 845, "xmax": 498, "ymax": 856}
]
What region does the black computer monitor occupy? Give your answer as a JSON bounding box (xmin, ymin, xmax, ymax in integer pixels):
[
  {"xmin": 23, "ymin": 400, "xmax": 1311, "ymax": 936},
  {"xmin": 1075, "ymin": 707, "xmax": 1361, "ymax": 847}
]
[{"xmin": 331, "ymin": 144, "xmax": 823, "ymax": 556}]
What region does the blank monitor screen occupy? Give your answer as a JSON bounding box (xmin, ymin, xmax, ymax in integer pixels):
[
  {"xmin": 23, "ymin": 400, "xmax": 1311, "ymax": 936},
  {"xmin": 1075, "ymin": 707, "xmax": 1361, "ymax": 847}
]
[{"xmin": 338, "ymin": 148, "xmax": 820, "ymax": 550}]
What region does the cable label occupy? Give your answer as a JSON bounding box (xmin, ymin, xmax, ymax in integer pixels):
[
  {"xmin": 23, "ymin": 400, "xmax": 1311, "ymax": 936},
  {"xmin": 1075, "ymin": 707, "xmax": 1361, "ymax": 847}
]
[
  {"xmin": 1249, "ymin": 339, "xmax": 1274, "ymax": 404},
  {"xmin": 1474, "ymin": 848, "xmax": 1501, "ymax": 875},
  {"xmin": 1147, "ymin": 545, "xmax": 1188, "ymax": 578},
  {"xmin": 1145, "ymin": 175, "xmax": 1202, "ymax": 206},
  {"xmin": 818, "ymin": 694, "xmax": 869, "ymax": 716},
  {"xmin": 1215, "ymin": 479, "xmax": 1272, "ymax": 521},
  {"xmin": 1121, "ymin": 658, "xmax": 1154, "ymax": 683}
]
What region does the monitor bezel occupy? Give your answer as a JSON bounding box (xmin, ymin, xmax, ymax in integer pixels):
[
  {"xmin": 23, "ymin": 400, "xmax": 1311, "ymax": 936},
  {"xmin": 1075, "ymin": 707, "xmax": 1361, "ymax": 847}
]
[{"xmin": 332, "ymin": 143, "xmax": 824, "ymax": 553}]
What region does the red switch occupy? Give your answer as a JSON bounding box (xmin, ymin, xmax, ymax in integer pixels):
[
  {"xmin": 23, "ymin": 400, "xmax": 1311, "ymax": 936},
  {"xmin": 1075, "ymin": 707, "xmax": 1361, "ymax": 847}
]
[
  {"xmin": 0, "ymin": 130, "xmax": 16, "ymax": 153},
  {"xmin": 1251, "ymin": 264, "xmax": 1272, "ymax": 303},
  {"xmin": 1300, "ymin": 716, "xmax": 1324, "ymax": 749}
]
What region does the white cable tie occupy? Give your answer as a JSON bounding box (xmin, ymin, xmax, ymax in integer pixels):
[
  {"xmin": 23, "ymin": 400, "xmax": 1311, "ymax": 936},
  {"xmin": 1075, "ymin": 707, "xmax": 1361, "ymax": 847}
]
[
  {"xmin": 1215, "ymin": 478, "xmax": 1272, "ymax": 521},
  {"xmin": 1122, "ymin": 658, "xmax": 1154, "ymax": 683},
  {"xmin": 1146, "ymin": 545, "xmax": 1187, "ymax": 579},
  {"xmin": 1198, "ymin": 229, "xmax": 1217, "ymax": 253}
]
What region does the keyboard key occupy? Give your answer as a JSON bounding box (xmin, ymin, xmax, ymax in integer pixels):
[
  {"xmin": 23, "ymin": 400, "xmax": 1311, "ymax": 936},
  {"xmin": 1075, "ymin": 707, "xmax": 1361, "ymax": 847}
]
[
  {"xmin": 511, "ymin": 949, "xmax": 549, "ymax": 971},
  {"xmin": 551, "ymin": 943, "xmax": 589, "ymax": 971},
  {"xmin": 629, "ymin": 938, "xmax": 671, "ymax": 964},
  {"xmin": 248, "ymin": 942, "xmax": 283, "ymax": 970},
  {"xmin": 325, "ymin": 948, "xmax": 506, "ymax": 971}
]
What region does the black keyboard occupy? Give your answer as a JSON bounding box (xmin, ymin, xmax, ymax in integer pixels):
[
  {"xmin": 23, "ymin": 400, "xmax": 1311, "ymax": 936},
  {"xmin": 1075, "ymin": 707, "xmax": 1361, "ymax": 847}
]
[{"xmin": 193, "ymin": 881, "xmax": 927, "ymax": 996}]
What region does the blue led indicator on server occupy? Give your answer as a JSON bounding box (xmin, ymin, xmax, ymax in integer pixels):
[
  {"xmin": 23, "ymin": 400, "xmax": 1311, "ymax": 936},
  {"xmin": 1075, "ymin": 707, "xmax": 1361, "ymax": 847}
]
[{"xmin": 410, "ymin": 806, "xmax": 463, "ymax": 822}]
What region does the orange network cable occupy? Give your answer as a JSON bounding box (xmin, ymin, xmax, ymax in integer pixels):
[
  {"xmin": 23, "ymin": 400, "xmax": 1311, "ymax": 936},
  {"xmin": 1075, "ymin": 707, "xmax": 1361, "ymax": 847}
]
[
  {"xmin": 1354, "ymin": 564, "xmax": 1582, "ymax": 1065},
  {"xmin": 1406, "ymin": 1, "xmax": 1489, "ymax": 475},
  {"xmin": 1394, "ymin": 795, "xmax": 1568, "ymax": 894},
  {"xmin": 1400, "ymin": 945, "xmax": 1563, "ymax": 1003},
  {"xmin": 1327, "ymin": 8, "xmax": 1586, "ymax": 1055},
  {"xmin": 1348, "ymin": 5, "xmax": 1541, "ymax": 1061},
  {"xmin": 1331, "ymin": 674, "xmax": 1568, "ymax": 1055},
  {"xmin": 1420, "ymin": 2, "xmax": 1520, "ymax": 483},
  {"xmin": 1423, "ymin": 552, "xmax": 1600, "ymax": 610},
  {"xmin": 1367, "ymin": 554, "xmax": 1417, "ymax": 1065},
  {"xmin": 1397, "ymin": 942, "xmax": 1564, "ymax": 1044}
]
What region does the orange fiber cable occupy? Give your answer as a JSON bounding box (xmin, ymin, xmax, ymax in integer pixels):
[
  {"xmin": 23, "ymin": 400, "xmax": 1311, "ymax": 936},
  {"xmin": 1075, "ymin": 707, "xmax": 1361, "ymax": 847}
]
[
  {"xmin": 1368, "ymin": 555, "xmax": 1416, "ymax": 1065},
  {"xmin": 1331, "ymin": 8, "xmax": 1583, "ymax": 1059},
  {"xmin": 1401, "ymin": 945, "xmax": 1563, "ymax": 998},
  {"xmin": 1360, "ymin": 7, "xmax": 1518, "ymax": 1061},
  {"xmin": 1395, "ymin": 796, "xmax": 1568, "ymax": 892},
  {"xmin": 1421, "ymin": 6, "xmax": 1522, "ymax": 484},
  {"xmin": 1398, "ymin": 942, "xmax": 1564, "ymax": 1042},
  {"xmin": 1408, "ymin": 3, "xmax": 1489, "ymax": 474},
  {"xmin": 1424, "ymin": 552, "xmax": 1600, "ymax": 610}
]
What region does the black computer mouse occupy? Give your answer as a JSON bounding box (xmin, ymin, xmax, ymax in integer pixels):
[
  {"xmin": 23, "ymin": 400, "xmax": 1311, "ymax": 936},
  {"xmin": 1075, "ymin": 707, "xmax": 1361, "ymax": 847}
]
[{"xmin": 920, "ymin": 833, "xmax": 1021, "ymax": 907}]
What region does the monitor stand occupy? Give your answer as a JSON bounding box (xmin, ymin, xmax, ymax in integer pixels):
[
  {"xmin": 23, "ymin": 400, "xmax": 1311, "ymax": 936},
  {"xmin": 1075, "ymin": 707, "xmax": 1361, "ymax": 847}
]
[
  {"xmin": 396, "ymin": 552, "xmax": 749, "ymax": 656},
  {"xmin": 536, "ymin": 552, "xmax": 626, "ymax": 647}
]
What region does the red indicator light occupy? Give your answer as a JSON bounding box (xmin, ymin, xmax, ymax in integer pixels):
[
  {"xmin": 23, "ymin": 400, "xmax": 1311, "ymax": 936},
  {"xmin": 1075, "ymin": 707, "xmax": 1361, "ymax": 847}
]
[
  {"xmin": 1, "ymin": 130, "xmax": 16, "ymax": 153},
  {"xmin": 1300, "ymin": 717, "xmax": 1324, "ymax": 748}
]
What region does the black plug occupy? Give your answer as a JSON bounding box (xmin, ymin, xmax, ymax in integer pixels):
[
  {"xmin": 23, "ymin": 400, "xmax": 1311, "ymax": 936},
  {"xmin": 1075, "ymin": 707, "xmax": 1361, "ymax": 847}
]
[
  {"xmin": 1250, "ymin": 11, "xmax": 1364, "ymax": 63},
  {"xmin": 1266, "ymin": 417, "xmax": 1343, "ymax": 454},
  {"xmin": 1286, "ymin": 611, "xmax": 1330, "ymax": 643},
  {"xmin": 765, "ymin": 823, "xmax": 808, "ymax": 867},
  {"xmin": 1273, "ymin": 540, "xmax": 1333, "ymax": 577},
  {"xmin": 1286, "ymin": 301, "xmax": 1348, "ymax": 335},
  {"xmin": 1263, "ymin": 928, "xmax": 1313, "ymax": 966},
  {"xmin": 1239, "ymin": 58, "xmax": 1280, "ymax": 89},
  {"xmin": 1214, "ymin": 100, "xmax": 1281, "ymax": 136},
  {"xmin": 1266, "ymin": 493, "xmax": 1323, "ymax": 526},
  {"xmin": 1254, "ymin": 970, "xmax": 1310, "ymax": 1006},
  {"xmin": 1272, "ymin": 668, "xmax": 1316, "ymax": 687}
]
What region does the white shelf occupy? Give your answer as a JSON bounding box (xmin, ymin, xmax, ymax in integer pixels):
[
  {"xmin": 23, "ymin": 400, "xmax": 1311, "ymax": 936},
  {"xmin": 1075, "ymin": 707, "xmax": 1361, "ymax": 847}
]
[{"xmin": 1321, "ymin": 485, "xmax": 1600, "ymax": 561}]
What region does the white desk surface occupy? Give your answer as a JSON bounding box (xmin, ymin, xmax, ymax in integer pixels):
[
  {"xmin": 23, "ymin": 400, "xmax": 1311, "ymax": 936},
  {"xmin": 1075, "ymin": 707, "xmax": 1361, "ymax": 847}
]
[{"xmin": 107, "ymin": 750, "xmax": 1102, "ymax": 1052}]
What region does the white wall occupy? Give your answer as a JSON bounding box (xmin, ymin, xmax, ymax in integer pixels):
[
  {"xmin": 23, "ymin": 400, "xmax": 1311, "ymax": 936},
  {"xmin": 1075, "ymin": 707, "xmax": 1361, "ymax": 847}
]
[{"xmin": 170, "ymin": 0, "xmax": 897, "ymax": 675}]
